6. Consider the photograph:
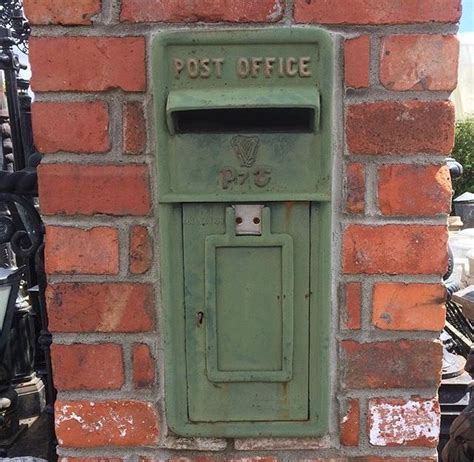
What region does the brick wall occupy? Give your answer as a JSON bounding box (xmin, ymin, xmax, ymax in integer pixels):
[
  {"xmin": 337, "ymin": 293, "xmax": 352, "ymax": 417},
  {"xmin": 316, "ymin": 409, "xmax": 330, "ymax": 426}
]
[{"xmin": 25, "ymin": 0, "xmax": 460, "ymax": 460}]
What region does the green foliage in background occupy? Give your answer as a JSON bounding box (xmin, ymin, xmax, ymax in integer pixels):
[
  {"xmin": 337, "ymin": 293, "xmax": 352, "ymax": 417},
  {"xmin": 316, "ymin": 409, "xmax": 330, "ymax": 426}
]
[{"xmin": 452, "ymin": 118, "xmax": 474, "ymax": 194}]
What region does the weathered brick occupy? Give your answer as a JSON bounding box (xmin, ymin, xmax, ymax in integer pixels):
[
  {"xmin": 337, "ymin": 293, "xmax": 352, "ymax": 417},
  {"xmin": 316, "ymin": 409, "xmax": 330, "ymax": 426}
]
[
  {"xmin": 343, "ymin": 225, "xmax": 448, "ymax": 275},
  {"xmin": 351, "ymin": 459, "xmax": 436, "ymax": 462},
  {"xmin": 55, "ymin": 400, "xmax": 159, "ymax": 447},
  {"xmin": 372, "ymin": 283, "xmax": 446, "ymax": 331},
  {"xmin": 46, "ymin": 283, "xmax": 155, "ymax": 333},
  {"xmin": 380, "ymin": 35, "xmax": 459, "ymax": 91},
  {"xmin": 52, "ymin": 344, "xmax": 124, "ymax": 391},
  {"xmin": 24, "ymin": 0, "xmax": 101, "ymax": 25},
  {"xmin": 378, "ymin": 164, "xmax": 452, "ymax": 216},
  {"xmin": 341, "ymin": 340, "xmax": 442, "ymax": 389},
  {"xmin": 45, "ymin": 226, "xmax": 119, "ymax": 275},
  {"xmin": 344, "ymin": 36, "xmax": 370, "ymax": 89},
  {"xmin": 32, "ymin": 102, "xmax": 109, "ymax": 154},
  {"xmin": 368, "ymin": 398, "xmax": 440, "ymax": 447},
  {"xmin": 341, "ymin": 282, "xmax": 362, "ymax": 330},
  {"xmin": 123, "ymin": 102, "xmax": 147, "ymax": 155},
  {"xmin": 133, "ymin": 344, "xmax": 156, "ymax": 388},
  {"xmin": 168, "ymin": 459, "xmax": 278, "ymax": 462},
  {"xmin": 30, "ymin": 37, "xmax": 146, "ymax": 92},
  {"xmin": 345, "ymin": 163, "xmax": 365, "ymax": 214},
  {"xmin": 234, "ymin": 438, "xmax": 330, "ymax": 450},
  {"xmin": 294, "ymin": 0, "xmax": 461, "ymax": 24},
  {"xmin": 129, "ymin": 226, "xmax": 153, "ymax": 274},
  {"xmin": 120, "ymin": 0, "xmax": 285, "ymax": 23},
  {"xmin": 340, "ymin": 399, "xmax": 359, "ymax": 447},
  {"xmin": 59, "ymin": 458, "xmax": 123, "ymax": 462},
  {"xmin": 302, "ymin": 459, "xmax": 436, "ymax": 462},
  {"xmin": 346, "ymin": 101, "xmax": 455, "ymax": 155},
  {"xmin": 39, "ymin": 164, "xmax": 151, "ymax": 216}
]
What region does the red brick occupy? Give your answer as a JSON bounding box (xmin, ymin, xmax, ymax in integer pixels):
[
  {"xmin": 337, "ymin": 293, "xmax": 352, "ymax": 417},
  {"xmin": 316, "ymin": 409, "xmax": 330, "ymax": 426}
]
[
  {"xmin": 341, "ymin": 282, "xmax": 361, "ymax": 330},
  {"xmin": 120, "ymin": 0, "xmax": 285, "ymax": 23},
  {"xmin": 39, "ymin": 164, "xmax": 151, "ymax": 216},
  {"xmin": 133, "ymin": 343, "xmax": 156, "ymax": 388},
  {"xmin": 302, "ymin": 459, "xmax": 436, "ymax": 462},
  {"xmin": 129, "ymin": 226, "xmax": 153, "ymax": 274},
  {"xmin": 340, "ymin": 399, "xmax": 360, "ymax": 447},
  {"xmin": 45, "ymin": 226, "xmax": 119, "ymax": 275},
  {"xmin": 345, "ymin": 163, "xmax": 365, "ymax": 214},
  {"xmin": 368, "ymin": 398, "xmax": 440, "ymax": 447},
  {"xmin": 341, "ymin": 340, "xmax": 442, "ymax": 389},
  {"xmin": 55, "ymin": 400, "xmax": 159, "ymax": 447},
  {"xmin": 378, "ymin": 165, "xmax": 452, "ymax": 216},
  {"xmin": 294, "ymin": 0, "xmax": 461, "ymax": 24},
  {"xmin": 380, "ymin": 35, "xmax": 459, "ymax": 91},
  {"xmin": 346, "ymin": 101, "xmax": 455, "ymax": 155},
  {"xmin": 24, "ymin": 0, "xmax": 101, "ymax": 25},
  {"xmin": 32, "ymin": 102, "xmax": 109, "ymax": 154},
  {"xmin": 59, "ymin": 459, "xmax": 123, "ymax": 462},
  {"xmin": 350, "ymin": 459, "xmax": 436, "ymax": 462},
  {"xmin": 345, "ymin": 36, "xmax": 370, "ymax": 89},
  {"xmin": 46, "ymin": 283, "xmax": 155, "ymax": 333},
  {"xmin": 123, "ymin": 102, "xmax": 146, "ymax": 155},
  {"xmin": 52, "ymin": 344, "xmax": 124, "ymax": 391},
  {"xmin": 343, "ymin": 225, "xmax": 448, "ymax": 275},
  {"xmin": 171, "ymin": 456, "xmax": 438, "ymax": 462},
  {"xmin": 372, "ymin": 283, "xmax": 446, "ymax": 331},
  {"xmin": 30, "ymin": 37, "xmax": 145, "ymax": 92},
  {"xmin": 168, "ymin": 459, "xmax": 278, "ymax": 462}
]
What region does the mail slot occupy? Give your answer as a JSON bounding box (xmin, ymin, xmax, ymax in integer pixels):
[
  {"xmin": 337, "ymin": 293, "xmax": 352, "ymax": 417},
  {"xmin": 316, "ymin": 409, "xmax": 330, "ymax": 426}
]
[{"xmin": 153, "ymin": 28, "xmax": 333, "ymax": 437}]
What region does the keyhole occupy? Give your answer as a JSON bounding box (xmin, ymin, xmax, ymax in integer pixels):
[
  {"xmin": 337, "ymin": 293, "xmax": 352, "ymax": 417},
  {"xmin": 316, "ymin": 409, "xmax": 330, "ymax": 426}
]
[{"xmin": 197, "ymin": 311, "xmax": 204, "ymax": 325}]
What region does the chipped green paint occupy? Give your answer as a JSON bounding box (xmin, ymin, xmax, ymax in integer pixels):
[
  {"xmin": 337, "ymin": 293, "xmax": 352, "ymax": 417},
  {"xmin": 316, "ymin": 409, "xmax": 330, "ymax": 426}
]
[{"xmin": 153, "ymin": 28, "xmax": 333, "ymax": 437}]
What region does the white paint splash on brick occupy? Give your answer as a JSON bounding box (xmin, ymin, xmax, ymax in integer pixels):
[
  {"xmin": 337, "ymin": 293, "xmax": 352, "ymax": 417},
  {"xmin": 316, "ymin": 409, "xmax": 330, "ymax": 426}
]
[
  {"xmin": 369, "ymin": 398, "xmax": 440, "ymax": 446},
  {"xmin": 268, "ymin": 0, "xmax": 283, "ymax": 21},
  {"xmin": 57, "ymin": 403, "xmax": 106, "ymax": 433}
]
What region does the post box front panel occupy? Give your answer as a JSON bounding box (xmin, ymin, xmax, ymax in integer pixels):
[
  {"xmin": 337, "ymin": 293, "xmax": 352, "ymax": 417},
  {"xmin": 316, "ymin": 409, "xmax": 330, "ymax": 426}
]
[
  {"xmin": 154, "ymin": 29, "xmax": 333, "ymax": 437},
  {"xmin": 153, "ymin": 30, "xmax": 334, "ymax": 203},
  {"xmin": 183, "ymin": 203, "xmax": 309, "ymax": 423}
]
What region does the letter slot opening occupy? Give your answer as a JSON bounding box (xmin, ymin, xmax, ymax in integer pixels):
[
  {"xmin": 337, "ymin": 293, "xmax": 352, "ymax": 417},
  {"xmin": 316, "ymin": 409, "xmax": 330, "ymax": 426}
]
[
  {"xmin": 173, "ymin": 107, "xmax": 315, "ymax": 134},
  {"xmin": 166, "ymin": 87, "xmax": 320, "ymax": 135}
]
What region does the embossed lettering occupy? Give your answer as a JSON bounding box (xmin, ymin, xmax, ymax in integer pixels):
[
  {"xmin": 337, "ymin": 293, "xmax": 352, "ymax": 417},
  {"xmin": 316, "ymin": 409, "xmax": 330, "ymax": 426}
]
[
  {"xmin": 174, "ymin": 56, "xmax": 312, "ymax": 79},
  {"xmin": 237, "ymin": 58, "xmax": 250, "ymax": 78},
  {"xmin": 200, "ymin": 58, "xmax": 211, "ymax": 78},
  {"xmin": 286, "ymin": 57, "xmax": 298, "ymax": 77},
  {"xmin": 220, "ymin": 165, "xmax": 272, "ymax": 190},
  {"xmin": 187, "ymin": 58, "xmax": 199, "ymax": 78},
  {"xmin": 221, "ymin": 167, "xmax": 236, "ymax": 190},
  {"xmin": 251, "ymin": 57, "xmax": 263, "ymax": 78},
  {"xmin": 299, "ymin": 57, "xmax": 312, "ymax": 77},
  {"xmin": 264, "ymin": 57, "xmax": 276, "ymax": 78},
  {"xmin": 237, "ymin": 56, "xmax": 312, "ymax": 78},
  {"xmin": 174, "ymin": 58, "xmax": 185, "ymax": 79},
  {"xmin": 212, "ymin": 58, "xmax": 224, "ymax": 79},
  {"xmin": 254, "ymin": 167, "xmax": 272, "ymax": 187},
  {"xmin": 173, "ymin": 57, "xmax": 225, "ymax": 79}
]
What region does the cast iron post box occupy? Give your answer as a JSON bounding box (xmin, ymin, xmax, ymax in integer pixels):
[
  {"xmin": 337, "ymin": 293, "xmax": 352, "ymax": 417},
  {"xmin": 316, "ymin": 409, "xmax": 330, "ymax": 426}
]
[{"xmin": 153, "ymin": 28, "xmax": 333, "ymax": 437}]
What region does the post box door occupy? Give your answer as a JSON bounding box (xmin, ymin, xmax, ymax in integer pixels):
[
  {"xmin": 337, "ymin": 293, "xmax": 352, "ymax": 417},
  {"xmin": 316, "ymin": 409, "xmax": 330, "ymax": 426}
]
[{"xmin": 183, "ymin": 202, "xmax": 310, "ymax": 422}]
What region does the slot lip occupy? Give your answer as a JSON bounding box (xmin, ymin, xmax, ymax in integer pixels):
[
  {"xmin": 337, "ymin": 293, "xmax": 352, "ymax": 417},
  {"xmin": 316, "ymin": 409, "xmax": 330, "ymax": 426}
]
[
  {"xmin": 171, "ymin": 107, "xmax": 316, "ymax": 134},
  {"xmin": 166, "ymin": 87, "xmax": 320, "ymax": 134}
]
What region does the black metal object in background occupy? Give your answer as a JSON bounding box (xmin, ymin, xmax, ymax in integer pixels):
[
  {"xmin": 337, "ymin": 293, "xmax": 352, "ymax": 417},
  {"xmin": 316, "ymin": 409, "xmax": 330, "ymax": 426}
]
[{"xmin": 0, "ymin": 1, "xmax": 56, "ymax": 460}]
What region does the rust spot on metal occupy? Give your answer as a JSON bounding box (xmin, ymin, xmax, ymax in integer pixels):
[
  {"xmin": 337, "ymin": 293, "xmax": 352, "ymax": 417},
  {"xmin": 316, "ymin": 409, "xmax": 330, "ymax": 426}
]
[{"xmin": 279, "ymin": 382, "xmax": 290, "ymax": 420}]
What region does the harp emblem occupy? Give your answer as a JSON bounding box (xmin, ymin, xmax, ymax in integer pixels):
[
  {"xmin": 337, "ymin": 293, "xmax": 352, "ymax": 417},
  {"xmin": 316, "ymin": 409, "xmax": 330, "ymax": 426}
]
[{"xmin": 231, "ymin": 136, "xmax": 260, "ymax": 168}]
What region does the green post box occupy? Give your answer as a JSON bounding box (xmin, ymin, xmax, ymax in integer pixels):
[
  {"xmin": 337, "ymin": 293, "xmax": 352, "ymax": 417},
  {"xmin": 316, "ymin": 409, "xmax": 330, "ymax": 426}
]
[{"xmin": 153, "ymin": 28, "xmax": 333, "ymax": 437}]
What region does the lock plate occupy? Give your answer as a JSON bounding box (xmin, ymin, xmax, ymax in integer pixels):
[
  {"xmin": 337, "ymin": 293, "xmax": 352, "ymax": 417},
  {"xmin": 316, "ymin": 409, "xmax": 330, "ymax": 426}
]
[{"xmin": 234, "ymin": 204, "xmax": 263, "ymax": 235}]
